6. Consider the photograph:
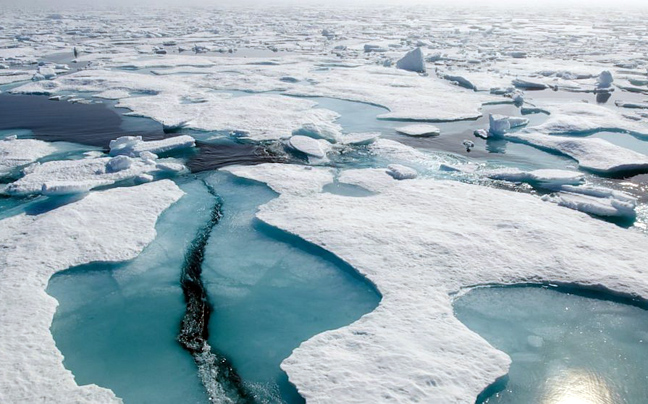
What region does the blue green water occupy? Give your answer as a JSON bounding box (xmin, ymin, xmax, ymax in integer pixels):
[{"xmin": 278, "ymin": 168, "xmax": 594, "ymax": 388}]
[
  {"xmin": 454, "ymin": 286, "xmax": 648, "ymax": 404},
  {"xmin": 47, "ymin": 173, "xmax": 380, "ymax": 404}
]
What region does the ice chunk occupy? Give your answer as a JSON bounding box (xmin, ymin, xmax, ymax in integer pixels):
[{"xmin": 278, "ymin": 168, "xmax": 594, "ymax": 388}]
[
  {"xmin": 106, "ymin": 155, "xmax": 133, "ymax": 172},
  {"xmin": 463, "ymin": 140, "xmax": 475, "ymax": 152},
  {"xmin": 396, "ymin": 48, "xmax": 426, "ymax": 73},
  {"xmin": 489, "ymin": 114, "xmax": 512, "ymax": 136},
  {"xmin": 6, "ymin": 156, "xmax": 178, "ymax": 196},
  {"xmin": 338, "ymin": 132, "xmax": 379, "ymax": 146},
  {"xmin": 506, "ymin": 131, "xmax": 648, "ymax": 174},
  {"xmin": 489, "ymin": 114, "xmax": 529, "ymax": 137},
  {"xmin": 396, "ymin": 124, "xmax": 441, "ymax": 137},
  {"xmin": 542, "ymin": 191, "xmax": 636, "ymax": 219},
  {"xmin": 512, "ymin": 78, "xmax": 548, "ymax": 90},
  {"xmin": 473, "ymin": 129, "xmax": 489, "ymax": 139},
  {"xmin": 223, "ymin": 164, "xmax": 334, "ymax": 196},
  {"xmin": 596, "ymin": 70, "xmax": 614, "ymax": 89},
  {"xmin": 288, "ymin": 135, "xmax": 328, "ymax": 159},
  {"xmin": 109, "ymin": 135, "xmax": 195, "ymax": 157},
  {"xmin": 387, "ymin": 164, "xmax": 418, "ymax": 180}
]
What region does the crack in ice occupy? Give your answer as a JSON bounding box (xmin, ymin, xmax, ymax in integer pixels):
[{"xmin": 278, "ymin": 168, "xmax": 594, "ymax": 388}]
[{"xmin": 178, "ymin": 180, "xmax": 254, "ymax": 404}]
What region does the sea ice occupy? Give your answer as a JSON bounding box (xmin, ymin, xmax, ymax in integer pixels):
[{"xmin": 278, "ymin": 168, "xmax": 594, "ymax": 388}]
[
  {"xmin": 0, "ymin": 181, "xmax": 183, "ymax": 404},
  {"xmin": 396, "ymin": 124, "xmax": 441, "ymax": 137},
  {"xmin": 396, "ymin": 48, "xmax": 426, "ymax": 74},
  {"xmin": 0, "ymin": 136, "xmax": 57, "ymax": 176},
  {"xmin": 386, "ymin": 164, "xmax": 418, "ymax": 180},
  {"xmin": 225, "ymin": 164, "xmax": 648, "ymax": 404},
  {"xmin": 534, "ymin": 102, "xmax": 648, "ymax": 136},
  {"xmin": 484, "ymin": 168, "xmax": 584, "ymax": 188},
  {"xmin": 506, "ymin": 131, "xmax": 648, "ymax": 174},
  {"xmin": 109, "ymin": 135, "xmax": 195, "ymax": 157},
  {"xmin": 5, "ymin": 155, "xmax": 181, "ymax": 196},
  {"xmin": 288, "ymin": 135, "xmax": 329, "ymax": 159}
]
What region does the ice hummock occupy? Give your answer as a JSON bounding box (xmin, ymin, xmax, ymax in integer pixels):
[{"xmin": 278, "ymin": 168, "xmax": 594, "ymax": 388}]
[{"xmin": 396, "ymin": 48, "xmax": 426, "ymax": 73}]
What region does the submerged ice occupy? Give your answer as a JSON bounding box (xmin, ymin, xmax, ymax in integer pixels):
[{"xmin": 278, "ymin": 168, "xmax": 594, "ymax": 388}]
[{"xmin": 454, "ymin": 286, "xmax": 648, "ymax": 404}]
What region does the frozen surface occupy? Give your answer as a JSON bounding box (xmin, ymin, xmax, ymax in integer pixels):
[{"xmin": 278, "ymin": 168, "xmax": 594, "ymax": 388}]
[
  {"xmin": 506, "ymin": 131, "xmax": 648, "ymax": 174},
  {"xmin": 0, "ymin": 181, "xmax": 183, "ymax": 403},
  {"xmin": 5, "ymin": 156, "xmax": 182, "ymax": 196},
  {"xmin": 227, "ymin": 164, "xmax": 648, "ymax": 403},
  {"xmin": 534, "ymin": 102, "xmax": 648, "ymax": 136},
  {"xmin": 0, "ymin": 136, "xmax": 57, "ymax": 176}
]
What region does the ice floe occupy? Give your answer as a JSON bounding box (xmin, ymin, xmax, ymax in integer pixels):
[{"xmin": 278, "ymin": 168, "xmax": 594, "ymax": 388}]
[
  {"xmin": 396, "ymin": 124, "xmax": 441, "ymax": 137},
  {"xmin": 0, "ymin": 180, "xmax": 183, "ymax": 403},
  {"xmin": 534, "ymin": 102, "xmax": 648, "ymax": 136},
  {"xmin": 6, "ymin": 155, "xmax": 185, "ymax": 196},
  {"xmin": 226, "ymin": 163, "xmax": 648, "ymax": 404},
  {"xmin": 109, "ymin": 135, "xmax": 195, "ymax": 157},
  {"xmin": 484, "ymin": 168, "xmax": 584, "ymax": 188},
  {"xmin": 506, "ymin": 131, "xmax": 648, "ymax": 175}
]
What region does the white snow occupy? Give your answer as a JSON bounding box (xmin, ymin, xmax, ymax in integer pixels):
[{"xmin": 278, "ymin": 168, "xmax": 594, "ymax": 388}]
[
  {"xmin": 0, "ymin": 136, "xmax": 58, "ymax": 176},
  {"xmin": 225, "ymin": 164, "xmax": 648, "ymax": 404},
  {"xmin": 5, "ymin": 156, "xmax": 180, "ymax": 196},
  {"xmin": 0, "ymin": 180, "xmax": 183, "ymax": 404},
  {"xmin": 534, "ymin": 102, "xmax": 648, "ymax": 136},
  {"xmin": 396, "ymin": 48, "xmax": 426, "ymax": 74}
]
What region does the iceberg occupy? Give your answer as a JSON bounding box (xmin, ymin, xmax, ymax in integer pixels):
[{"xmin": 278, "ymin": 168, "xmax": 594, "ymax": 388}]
[{"xmin": 488, "ymin": 115, "xmax": 529, "ymax": 137}]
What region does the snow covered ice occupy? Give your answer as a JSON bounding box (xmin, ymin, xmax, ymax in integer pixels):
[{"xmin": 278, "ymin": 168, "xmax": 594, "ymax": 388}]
[{"xmin": 2, "ymin": 3, "xmax": 648, "ymax": 404}]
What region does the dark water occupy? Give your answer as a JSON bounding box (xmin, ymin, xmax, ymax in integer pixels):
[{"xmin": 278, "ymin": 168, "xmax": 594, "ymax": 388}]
[
  {"xmin": 0, "ymin": 94, "xmax": 165, "ymax": 147},
  {"xmin": 0, "ymin": 94, "xmax": 283, "ymax": 171}
]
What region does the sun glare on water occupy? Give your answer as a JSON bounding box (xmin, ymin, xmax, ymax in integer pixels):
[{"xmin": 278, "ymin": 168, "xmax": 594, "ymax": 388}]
[{"xmin": 542, "ymin": 369, "xmax": 617, "ymax": 404}]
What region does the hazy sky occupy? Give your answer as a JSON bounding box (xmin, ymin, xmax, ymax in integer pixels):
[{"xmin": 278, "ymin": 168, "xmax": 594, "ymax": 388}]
[{"xmin": 2, "ymin": 0, "xmax": 647, "ymax": 8}]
